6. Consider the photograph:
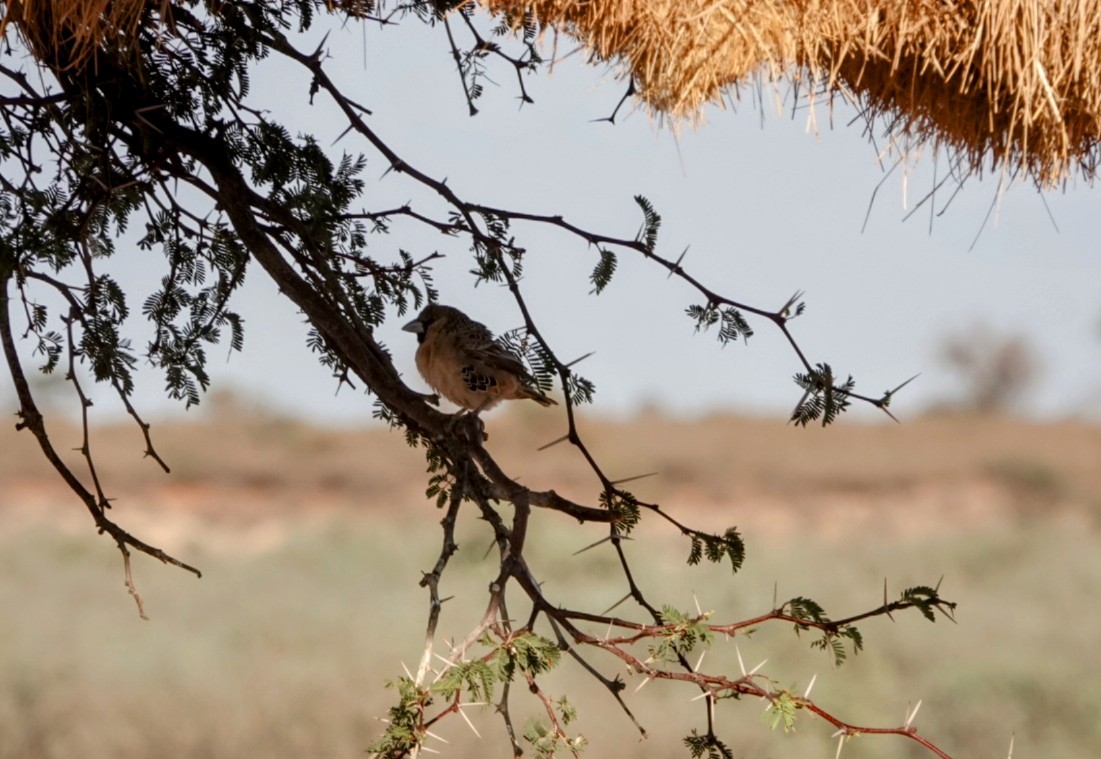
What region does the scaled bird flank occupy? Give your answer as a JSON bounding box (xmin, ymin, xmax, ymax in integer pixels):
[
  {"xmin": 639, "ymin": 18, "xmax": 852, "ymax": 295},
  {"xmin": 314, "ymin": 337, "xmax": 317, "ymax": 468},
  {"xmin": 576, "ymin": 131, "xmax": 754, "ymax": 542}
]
[{"xmin": 403, "ymin": 304, "xmax": 557, "ymax": 413}]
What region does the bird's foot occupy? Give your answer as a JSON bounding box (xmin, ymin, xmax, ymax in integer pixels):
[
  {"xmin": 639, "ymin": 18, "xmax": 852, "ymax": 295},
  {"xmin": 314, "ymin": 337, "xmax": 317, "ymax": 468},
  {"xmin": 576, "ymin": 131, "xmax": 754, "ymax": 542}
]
[{"xmin": 447, "ymin": 410, "xmax": 487, "ymax": 443}]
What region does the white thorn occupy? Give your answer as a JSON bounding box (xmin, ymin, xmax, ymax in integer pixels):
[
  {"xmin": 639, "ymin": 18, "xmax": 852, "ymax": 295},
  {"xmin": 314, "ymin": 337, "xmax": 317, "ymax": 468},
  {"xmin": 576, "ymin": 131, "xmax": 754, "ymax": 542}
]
[
  {"xmin": 401, "ymin": 661, "xmax": 414, "ymax": 680},
  {"xmin": 749, "ymin": 658, "xmax": 768, "ymax": 675},
  {"xmin": 633, "ymin": 676, "xmax": 654, "ymax": 693},
  {"xmin": 831, "ymin": 728, "xmax": 846, "ymax": 738},
  {"xmin": 433, "ymin": 651, "xmax": 454, "ymax": 665},
  {"xmin": 694, "ymin": 650, "xmax": 707, "ymax": 671},
  {"xmin": 690, "ymin": 689, "xmax": 713, "ymax": 702},
  {"xmin": 458, "ymin": 705, "xmax": 482, "ymax": 739},
  {"xmin": 693, "ymin": 590, "xmax": 703, "ymax": 616},
  {"xmin": 736, "ymin": 644, "xmax": 747, "ymax": 676},
  {"xmin": 1006, "ymin": 733, "xmax": 1015, "ymax": 759},
  {"xmin": 904, "ymin": 699, "xmax": 923, "ymax": 728},
  {"xmin": 804, "ymin": 673, "xmax": 818, "ymax": 699},
  {"xmin": 424, "ymin": 729, "xmax": 450, "ymax": 744},
  {"xmin": 834, "ymin": 732, "xmax": 846, "ymax": 759}
]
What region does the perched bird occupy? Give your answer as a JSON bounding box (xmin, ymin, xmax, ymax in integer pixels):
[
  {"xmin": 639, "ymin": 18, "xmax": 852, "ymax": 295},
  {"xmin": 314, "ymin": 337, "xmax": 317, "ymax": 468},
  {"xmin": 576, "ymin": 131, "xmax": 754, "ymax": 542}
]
[{"xmin": 402, "ymin": 304, "xmax": 557, "ymax": 412}]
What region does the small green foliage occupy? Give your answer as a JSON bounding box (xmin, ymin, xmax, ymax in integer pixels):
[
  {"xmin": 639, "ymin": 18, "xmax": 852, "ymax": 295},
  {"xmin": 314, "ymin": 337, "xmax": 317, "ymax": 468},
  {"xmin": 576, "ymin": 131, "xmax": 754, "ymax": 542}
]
[
  {"xmin": 686, "ymin": 303, "xmax": 720, "ymax": 331},
  {"xmin": 791, "ymin": 362, "xmax": 855, "ymax": 427},
  {"xmin": 718, "ymin": 307, "xmax": 753, "ymax": 344},
  {"xmin": 421, "ymin": 445, "xmax": 456, "ymax": 508},
  {"xmin": 589, "ymin": 248, "xmax": 617, "ymax": 294},
  {"xmin": 469, "ymin": 212, "xmax": 520, "ymax": 285},
  {"xmin": 366, "ymin": 677, "xmax": 431, "ymax": 758},
  {"xmin": 524, "ymin": 719, "xmax": 555, "ymax": 756},
  {"xmin": 686, "ymin": 303, "xmax": 752, "ymax": 346},
  {"xmin": 900, "ymin": 585, "xmax": 953, "ymax": 623},
  {"xmin": 523, "ymin": 717, "xmax": 587, "ymax": 759},
  {"xmin": 650, "ymin": 606, "xmax": 713, "ymax": 664},
  {"xmin": 687, "ymin": 527, "xmax": 745, "ymax": 573},
  {"xmin": 498, "ymin": 327, "xmax": 557, "ymax": 395},
  {"xmin": 785, "ymin": 596, "xmax": 862, "ymax": 666},
  {"xmin": 555, "ymin": 695, "xmax": 577, "ymax": 726},
  {"xmin": 425, "ymin": 471, "xmax": 452, "ymax": 509},
  {"xmin": 840, "ymin": 625, "xmax": 864, "ymax": 655},
  {"xmin": 431, "ymin": 659, "xmax": 496, "ymax": 702},
  {"xmin": 787, "ymin": 596, "xmax": 828, "ymax": 625},
  {"xmin": 598, "ymin": 488, "xmax": 641, "ymax": 533},
  {"xmin": 32, "ymin": 329, "xmax": 64, "ymax": 373},
  {"xmin": 634, "ymin": 195, "xmax": 661, "ymax": 253},
  {"xmin": 765, "ymin": 691, "xmax": 799, "ymax": 732},
  {"xmin": 565, "ymin": 372, "xmax": 596, "ymax": 406},
  {"xmin": 492, "ymin": 632, "xmax": 561, "ymax": 681},
  {"xmin": 684, "ymin": 730, "xmax": 734, "ymax": 759},
  {"xmin": 307, "ymin": 327, "xmax": 350, "ymax": 383},
  {"xmin": 810, "ymin": 633, "xmax": 851, "ymax": 665}
]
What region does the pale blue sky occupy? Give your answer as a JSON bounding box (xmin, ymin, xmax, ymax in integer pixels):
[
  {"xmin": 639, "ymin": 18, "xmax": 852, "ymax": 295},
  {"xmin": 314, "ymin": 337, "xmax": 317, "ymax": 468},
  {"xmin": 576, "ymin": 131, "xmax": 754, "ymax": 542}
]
[{"xmin": 3, "ymin": 13, "xmax": 1100, "ymax": 424}]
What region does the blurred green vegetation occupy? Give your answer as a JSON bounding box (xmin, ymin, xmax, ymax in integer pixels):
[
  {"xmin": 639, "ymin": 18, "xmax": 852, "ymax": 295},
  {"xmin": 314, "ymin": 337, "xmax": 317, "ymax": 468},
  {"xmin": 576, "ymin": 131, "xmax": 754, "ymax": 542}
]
[
  {"xmin": 2, "ymin": 411, "xmax": 1099, "ymax": 757},
  {"xmin": 2, "ymin": 513, "xmax": 1099, "ymax": 758}
]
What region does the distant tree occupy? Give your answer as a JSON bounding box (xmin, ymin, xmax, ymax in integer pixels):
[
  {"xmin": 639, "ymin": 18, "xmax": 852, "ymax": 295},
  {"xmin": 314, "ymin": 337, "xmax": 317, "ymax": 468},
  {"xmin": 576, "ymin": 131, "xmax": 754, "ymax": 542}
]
[
  {"xmin": 1, "ymin": 2, "xmax": 954, "ymax": 757},
  {"xmin": 939, "ymin": 324, "xmax": 1040, "ymax": 414}
]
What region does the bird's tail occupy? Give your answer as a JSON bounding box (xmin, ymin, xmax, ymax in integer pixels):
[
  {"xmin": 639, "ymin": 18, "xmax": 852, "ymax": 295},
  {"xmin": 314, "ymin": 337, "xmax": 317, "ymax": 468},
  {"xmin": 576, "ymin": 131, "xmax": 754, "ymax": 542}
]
[{"xmin": 523, "ymin": 385, "xmax": 558, "ymax": 406}]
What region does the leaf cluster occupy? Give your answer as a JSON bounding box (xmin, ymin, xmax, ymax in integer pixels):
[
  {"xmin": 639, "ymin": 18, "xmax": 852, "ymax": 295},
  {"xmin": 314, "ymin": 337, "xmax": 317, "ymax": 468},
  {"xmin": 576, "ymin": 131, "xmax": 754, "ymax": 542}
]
[
  {"xmin": 634, "ymin": 195, "xmax": 661, "ymax": 253},
  {"xmin": 900, "ymin": 585, "xmax": 956, "ymax": 623},
  {"xmin": 524, "ymin": 715, "xmax": 587, "ymax": 759},
  {"xmin": 785, "ymin": 596, "xmax": 864, "ymax": 666},
  {"xmin": 431, "ymin": 631, "xmax": 561, "ymax": 703},
  {"xmin": 497, "ymin": 326, "xmax": 558, "ymax": 396},
  {"xmin": 598, "ymin": 487, "xmax": 641, "ymax": 532},
  {"xmin": 791, "ymin": 362, "xmax": 855, "ymax": 427},
  {"xmin": 686, "ymin": 303, "xmax": 754, "ymax": 346},
  {"xmin": 366, "ymin": 677, "xmax": 432, "ymax": 759},
  {"xmin": 687, "ymin": 527, "xmax": 746, "ymax": 573},
  {"xmin": 650, "ymin": 606, "xmax": 714, "ymax": 664},
  {"xmin": 684, "ymin": 730, "xmax": 735, "ymax": 759},
  {"xmin": 589, "ymin": 248, "xmax": 617, "ymax": 294}
]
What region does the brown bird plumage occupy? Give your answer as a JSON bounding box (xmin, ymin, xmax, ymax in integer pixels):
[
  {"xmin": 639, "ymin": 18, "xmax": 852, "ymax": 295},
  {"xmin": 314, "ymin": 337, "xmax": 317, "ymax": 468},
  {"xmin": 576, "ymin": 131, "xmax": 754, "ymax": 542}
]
[{"xmin": 402, "ymin": 304, "xmax": 557, "ymax": 412}]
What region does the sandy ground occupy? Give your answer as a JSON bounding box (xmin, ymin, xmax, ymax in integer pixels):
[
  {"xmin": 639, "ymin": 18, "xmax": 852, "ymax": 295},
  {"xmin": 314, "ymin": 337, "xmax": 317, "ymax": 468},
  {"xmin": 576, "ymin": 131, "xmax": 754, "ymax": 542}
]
[{"xmin": 3, "ymin": 409, "xmax": 1098, "ymax": 546}]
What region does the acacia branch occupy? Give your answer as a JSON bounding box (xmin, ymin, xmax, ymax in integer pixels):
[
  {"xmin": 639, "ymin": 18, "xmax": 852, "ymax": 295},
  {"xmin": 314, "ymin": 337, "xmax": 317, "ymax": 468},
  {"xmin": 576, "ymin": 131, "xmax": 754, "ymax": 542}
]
[
  {"xmin": 4, "ymin": 6, "xmax": 954, "ymax": 755},
  {"xmin": 1, "ymin": 278, "xmax": 201, "ymax": 590}
]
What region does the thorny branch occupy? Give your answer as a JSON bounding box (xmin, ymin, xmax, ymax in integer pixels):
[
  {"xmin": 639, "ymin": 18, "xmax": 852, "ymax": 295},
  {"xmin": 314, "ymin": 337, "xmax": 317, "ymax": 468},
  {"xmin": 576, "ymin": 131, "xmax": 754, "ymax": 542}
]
[
  {"xmin": 0, "ymin": 283, "xmax": 203, "ymax": 599},
  {"xmin": 1, "ymin": 2, "xmax": 952, "ymax": 757}
]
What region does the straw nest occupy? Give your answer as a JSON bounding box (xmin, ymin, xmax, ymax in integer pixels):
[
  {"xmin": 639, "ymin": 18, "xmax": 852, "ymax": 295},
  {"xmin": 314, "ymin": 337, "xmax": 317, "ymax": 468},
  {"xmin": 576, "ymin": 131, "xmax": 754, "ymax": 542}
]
[
  {"xmin": 0, "ymin": 1, "xmax": 154, "ymax": 70},
  {"xmin": 4, "ymin": 1, "xmax": 1100, "ymax": 187},
  {"xmin": 485, "ymin": 0, "xmax": 1101, "ymax": 188}
]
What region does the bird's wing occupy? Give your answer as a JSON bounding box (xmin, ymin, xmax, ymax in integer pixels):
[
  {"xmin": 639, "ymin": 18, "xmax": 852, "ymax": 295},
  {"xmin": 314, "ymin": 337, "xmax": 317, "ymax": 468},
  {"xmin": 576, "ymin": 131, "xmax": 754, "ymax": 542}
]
[
  {"xmin": 466, "ymin": 343, "xmax": 533, "ymax": 380},
  {"xmin": 455, "ymin": 321, "xmax": 530, "ymax": 377}
]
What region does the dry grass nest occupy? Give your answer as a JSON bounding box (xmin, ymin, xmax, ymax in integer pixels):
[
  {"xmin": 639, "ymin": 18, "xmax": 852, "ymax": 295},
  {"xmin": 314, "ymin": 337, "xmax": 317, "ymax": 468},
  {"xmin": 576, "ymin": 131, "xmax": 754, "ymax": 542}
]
[{"xmin": 4, "ymin": 0, "xmax": 1101, "ymax": 187}]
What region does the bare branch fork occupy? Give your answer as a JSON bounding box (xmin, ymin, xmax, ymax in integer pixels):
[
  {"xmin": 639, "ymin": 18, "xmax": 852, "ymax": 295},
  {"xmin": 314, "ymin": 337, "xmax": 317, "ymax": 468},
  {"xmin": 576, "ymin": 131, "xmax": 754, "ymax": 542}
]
[{"xmin": 0, "ymin": 283, "xmax": 202, "ymax": 607}]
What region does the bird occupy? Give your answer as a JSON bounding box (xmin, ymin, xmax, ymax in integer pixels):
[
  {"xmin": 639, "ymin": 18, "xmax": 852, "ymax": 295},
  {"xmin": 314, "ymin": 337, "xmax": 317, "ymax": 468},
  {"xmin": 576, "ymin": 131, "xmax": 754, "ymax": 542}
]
[{"xmin": 402, "ymin": 304, "xmax": 557, "ymax": 412}]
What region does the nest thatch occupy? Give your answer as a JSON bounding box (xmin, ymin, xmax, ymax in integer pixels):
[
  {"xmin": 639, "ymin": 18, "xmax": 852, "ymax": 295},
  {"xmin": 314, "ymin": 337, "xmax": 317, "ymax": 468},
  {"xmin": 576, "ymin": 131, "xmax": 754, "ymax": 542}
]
[
  {"xmin": 4, "ymin": 0, "xmax": 1100, "ymax": 187},
  {"xmin": 0, "ymin": 0, "xmax": 155, "ymax": 70},
  {"xmin": 488, "ymin": 0, "xmax": 1101, "ymax": 188}
]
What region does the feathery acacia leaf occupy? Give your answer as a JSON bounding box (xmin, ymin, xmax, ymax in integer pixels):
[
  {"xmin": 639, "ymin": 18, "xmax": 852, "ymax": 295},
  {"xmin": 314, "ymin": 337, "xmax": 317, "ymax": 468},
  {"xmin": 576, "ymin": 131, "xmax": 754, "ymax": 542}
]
[{"xmin": 590, "ymin": 248, "xmax": 617, "ymax": 294}]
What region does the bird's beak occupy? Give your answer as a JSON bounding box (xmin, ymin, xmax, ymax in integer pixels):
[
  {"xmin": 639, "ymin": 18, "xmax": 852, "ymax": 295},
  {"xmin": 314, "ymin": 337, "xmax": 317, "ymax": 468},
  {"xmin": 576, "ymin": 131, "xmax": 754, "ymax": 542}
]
[{"xmin": 402, "ymin": 318, "xmax": 423, "ymax": 334}]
